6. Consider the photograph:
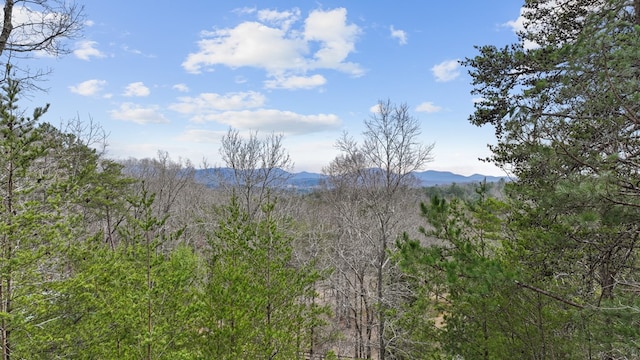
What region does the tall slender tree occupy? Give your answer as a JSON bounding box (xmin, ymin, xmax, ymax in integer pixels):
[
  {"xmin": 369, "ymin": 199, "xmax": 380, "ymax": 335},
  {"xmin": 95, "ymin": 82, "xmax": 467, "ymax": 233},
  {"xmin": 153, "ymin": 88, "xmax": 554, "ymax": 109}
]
[
  {"xmin": 47, "ymin": 185, "xmax": 200, "ymax": 359},
  {"xmin": 398, "ymin": 184, "xmax": 518, "ymax": 359},
  {"xmin": 0, "ymin": 67, "xmax": 65, "ymax": 360},
  {"xmin": 198, "ymin": 196, "xmax": 326, "ymax": 359},
  {"xmin": 324, "ymin": 100, "xmax": 433, "ymax": 359},
  {"xmin": 464, "ymin": 0, "xmax": 640, "ymax": 356}
]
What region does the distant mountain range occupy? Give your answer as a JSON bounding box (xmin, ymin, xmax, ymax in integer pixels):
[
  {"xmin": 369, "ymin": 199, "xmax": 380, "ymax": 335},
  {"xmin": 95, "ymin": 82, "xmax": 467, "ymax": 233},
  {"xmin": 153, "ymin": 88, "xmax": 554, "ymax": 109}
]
[
  {"xmin": 195, "ymin": 168, "xmax": 507, "ymax": 190},
  {"xmin": 412, "ymin": 170, "xmax": 507, "ymax": 186}
]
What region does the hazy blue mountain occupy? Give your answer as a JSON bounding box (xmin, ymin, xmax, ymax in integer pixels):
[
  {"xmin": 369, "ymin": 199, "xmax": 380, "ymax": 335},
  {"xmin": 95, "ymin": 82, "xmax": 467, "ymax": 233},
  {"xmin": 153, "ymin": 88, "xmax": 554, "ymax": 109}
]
[
  {"xmin": 412, "ymin": 170, "xmax": 506, "ymax": 186},
  {"xmin": 194, "ymin": 168, "xmax": 506, "ymax": 190},
  {"xmin": 287, "ymin": 171, "xmax": 325, "ymax": 188}
]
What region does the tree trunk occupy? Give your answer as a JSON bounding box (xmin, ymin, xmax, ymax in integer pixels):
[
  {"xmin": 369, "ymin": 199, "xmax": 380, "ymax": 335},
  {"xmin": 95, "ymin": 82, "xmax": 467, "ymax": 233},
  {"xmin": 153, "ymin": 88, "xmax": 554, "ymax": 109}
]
[
  {"xmin": 1, "ymin": 142, "xmax": 15, "ymax": 360},
  {"xmin": 377, "ymin": 242, "xmax": 385, "ymax": 360},
  {"xmin": 0, "ymin": 0, "xmax": 13, "ymax": 57}
]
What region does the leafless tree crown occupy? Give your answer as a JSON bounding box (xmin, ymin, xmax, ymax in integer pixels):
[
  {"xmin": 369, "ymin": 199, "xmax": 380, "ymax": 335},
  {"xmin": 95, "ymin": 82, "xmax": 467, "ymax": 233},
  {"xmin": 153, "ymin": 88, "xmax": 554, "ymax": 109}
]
[
  {"xmin": 218, "ymin": 128, "xmax": 293, "ymax": 217},
  {"xmin": 0, "ymin": 0, "xmax": 84, "ymax": 57}
]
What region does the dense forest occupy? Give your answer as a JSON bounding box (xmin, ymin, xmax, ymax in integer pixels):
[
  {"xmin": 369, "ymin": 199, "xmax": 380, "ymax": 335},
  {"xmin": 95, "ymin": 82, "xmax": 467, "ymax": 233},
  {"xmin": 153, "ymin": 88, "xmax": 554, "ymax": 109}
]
[{"xmin": 1, "ymin": 0, "xmax": 640, "ymax": 359}]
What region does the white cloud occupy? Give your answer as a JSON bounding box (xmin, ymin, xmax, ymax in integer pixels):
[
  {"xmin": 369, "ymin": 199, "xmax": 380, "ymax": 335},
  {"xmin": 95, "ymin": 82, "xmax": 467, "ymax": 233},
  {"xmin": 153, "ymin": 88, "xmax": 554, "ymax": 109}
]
[
  {"xmin": 505, "ymin": 12, "xmax": 525, "ymax": 33},
  {"xmin": 177, "ymin": 129, "xmax": 223, "ymax": 143},
  {"xmin": 303, "ymin": 8, "xmax": 362, "ymax": 74},
  {"xmin": 416, "ymin": 101, "xmax": 442, "ymax": 113},
  {"xmin": 182, "ymin": 7, "xmax": 363, "ymax": 83},
  {"xmin": 4, "ymin": 5, "xmax": 73, "ymax": 57},
  {"xmin": 233, "ymin": 7, "xmax": 257, "ymax": 16},
  {"xmin": 431, "ymin": 59, "xmax": 460, "ymax": 82},
  {"xmin": 69, "ymin": 79, "xmax": 107, "ymax": 96},
  {"xmin": 183, "ymin": 21, "xmax": 306, "ymax": 74},
  {"xmin": 122, "ymin": 45, "xmax": 156, "ymax": 58},
  {"xmin": 504, "ymin": 6, "xmax": 539, "ymax": 50},
  {"xmin": 390, "ymin": 25, "xmax": 407, "ymax": 45},
  {"xmin": 257, "ymin": 8, "xmax": 300, "ymax": 30},
  {"xmin": 172, "ymin": 83, "xmax": 189, "ymax": 92},
  {"xmin": 73, "ymin": 41, "xmax": 105, "ymax": 61},
  {"xmin": 169, "ymin": 91, "xmax": 266, "ymax": 115},
  {"xmin": 110, "ymin": 103, "xmax": 169, "ymax": 124},
  {"xmin": 123, "ymin": 82, "xmax": 150, "ymax": 97},
  {"xmin": 200, "ymin": 109, "xmax": 340, "ymax": 134},
  {"xmin": 264, "ymin": 74, "xmax": 326, "ymax": 89}
]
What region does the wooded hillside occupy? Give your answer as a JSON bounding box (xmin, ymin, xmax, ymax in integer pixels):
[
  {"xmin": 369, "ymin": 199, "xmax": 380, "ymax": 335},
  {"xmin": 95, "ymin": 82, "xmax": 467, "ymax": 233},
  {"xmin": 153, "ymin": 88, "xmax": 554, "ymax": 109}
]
[{"xmin": 1, "ymin": 0, "xmax": 639, "ymax": 359}]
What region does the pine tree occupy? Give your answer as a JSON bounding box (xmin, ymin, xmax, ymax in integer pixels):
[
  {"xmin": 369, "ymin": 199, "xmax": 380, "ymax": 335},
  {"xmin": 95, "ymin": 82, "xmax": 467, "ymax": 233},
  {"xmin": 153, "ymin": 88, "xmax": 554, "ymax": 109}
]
[
  {"xmin": 198, "ymin": 196, "xmax": 326, "ymax": 359},
  {"xmin": 48, "ymin": 184, "xmax": 201, "ymax": 359},
  {"xmin": 398, "ymin": 183, "xmax": 518, "ymax": 358},
  {"xmin": 463, "ymin": 0, "xmax": 640, "ymax": 357},
  {"xmin": 0, "ymin": 67, "xmax": 72, "ymax": 360}
]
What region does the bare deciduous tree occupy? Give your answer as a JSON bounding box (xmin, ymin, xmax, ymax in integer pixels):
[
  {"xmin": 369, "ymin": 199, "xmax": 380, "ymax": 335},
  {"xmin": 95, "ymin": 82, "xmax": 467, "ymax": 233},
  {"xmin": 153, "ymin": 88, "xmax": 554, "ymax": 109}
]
[
  {"xmin": 121, "ymin": 151, "xmax": 198, "ymax": 248},
  {"xmin": 0, "ymin": 0, "xmax": 83, "ymax": 57},
  {"xmin": 0, "ymin": 0, "xmax": 84, "ymax": 83},
  {"xmin": 217, "ymin": 127, "xmax": 293, "ymax": 219},
  {"xmin": 323, "ymin": 99, "xmax": 434, "ymax": 359}
]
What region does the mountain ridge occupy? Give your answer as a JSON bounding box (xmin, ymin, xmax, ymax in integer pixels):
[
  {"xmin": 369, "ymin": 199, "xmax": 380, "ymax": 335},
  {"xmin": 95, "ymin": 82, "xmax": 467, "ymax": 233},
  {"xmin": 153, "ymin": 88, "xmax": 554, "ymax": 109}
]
[{"xmin": 195, "ymin": 168, "xmax": 507, "ymax": 189}]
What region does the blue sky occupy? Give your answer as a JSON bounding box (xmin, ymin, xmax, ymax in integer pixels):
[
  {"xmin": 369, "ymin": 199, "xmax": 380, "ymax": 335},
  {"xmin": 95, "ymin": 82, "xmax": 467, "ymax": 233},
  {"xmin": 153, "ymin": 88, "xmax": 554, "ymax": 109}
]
[{"xmin": 26, "ymin": 1, "xmax": 526, "ymax": 176}]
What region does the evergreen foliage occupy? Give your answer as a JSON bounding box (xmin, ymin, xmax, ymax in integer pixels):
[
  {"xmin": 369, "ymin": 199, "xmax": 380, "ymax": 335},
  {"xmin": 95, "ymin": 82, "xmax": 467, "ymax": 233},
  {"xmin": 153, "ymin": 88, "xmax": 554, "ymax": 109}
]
[
  {"xmin": 4, "ymin": 1, "xmax": 640, "ymax": 358},
  {"xmin": 197, "ymin": 196, "xmax": 327, "ymax": 359},
  {"xmin": 0, "ymin": 68, "xmax": 71, "ymax": 359},
  {"xmin": 391, "ymin": 1, "xmax": 640, "ymax": 358},
  {"xmin": 397, "ymin": 183, "xmax": 518, "ymax": 359}
]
